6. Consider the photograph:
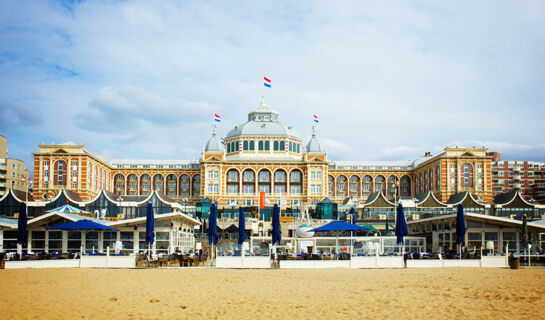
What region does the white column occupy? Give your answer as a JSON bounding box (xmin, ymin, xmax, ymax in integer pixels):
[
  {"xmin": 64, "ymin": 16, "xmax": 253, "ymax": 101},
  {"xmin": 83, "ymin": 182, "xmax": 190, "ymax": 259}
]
[
  {"xmin": 81, "ymin": 232, "xmax": 86, "ymax": 253},
  {"xmin": 98, "ymin": 231, "xmax": 104, "ymax": 253},
  {"xmin": 27, "ymin": 231, "xmax": 32, "ymax": 253},
  {"xmin": 133, "ymin": 230, "xmax": 139, "ymax": 255},
  {"xmin": 45, "ymin": 231, "xmax": 49, "ymax": 253},
  {"xmin": 62, "ymin": 231, "xmax": 68, "ymax": 253},
  {"xmin": 0, "ymin": 230, "xmax": 3, "ymax": 253}
]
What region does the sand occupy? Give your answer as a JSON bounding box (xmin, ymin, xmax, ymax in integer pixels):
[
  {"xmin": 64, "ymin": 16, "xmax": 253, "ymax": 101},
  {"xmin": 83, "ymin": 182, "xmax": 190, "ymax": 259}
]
[{"xmin": 1, "ymin": 267, "xmax": 544, "ymax": 319}]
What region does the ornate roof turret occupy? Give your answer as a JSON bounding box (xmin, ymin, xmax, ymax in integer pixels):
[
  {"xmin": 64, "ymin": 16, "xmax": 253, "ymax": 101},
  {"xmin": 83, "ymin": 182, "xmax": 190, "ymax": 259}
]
[
  {"xmin": 247, "ymin": 97, "xmax": 279, "ymax": 122},
  {"xmin": 306, "ymin": 126, "xmax": 325, "ymax": 154},
  {"xmin": 204, "ymin": 133, "xmax": 223, "ymax": 153}
]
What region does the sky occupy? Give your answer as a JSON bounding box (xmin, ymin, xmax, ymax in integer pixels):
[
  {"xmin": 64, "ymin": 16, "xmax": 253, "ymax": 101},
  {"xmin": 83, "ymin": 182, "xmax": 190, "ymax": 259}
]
[{"xmin": 1, "ymin": 0, "xmax": 544, "ymax": 175}]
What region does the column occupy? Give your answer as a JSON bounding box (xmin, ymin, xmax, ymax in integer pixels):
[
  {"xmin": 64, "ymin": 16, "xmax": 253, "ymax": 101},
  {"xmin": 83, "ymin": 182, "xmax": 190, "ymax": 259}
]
[
  {"xmin": 62, "ymin": 231, "xmax": 68, "ymax": 253},
  {"xmin": 81, "ymin": 232, "xmax": 86, "ymax": 253},
  {"xmin": 0, "ymin": 230, "xmax": 3, "ymax": 253},
  {"xmin": 133, "ymin": 230, "xmax": 139, "ymax": 255},
  {"xmin": 27, "ymin": 231, "xmax": 32, "ymax": 253},
  {"xmin": 98, "ymin": 231, "xmax": 104, "ymax": 253},
  {"xmin": 45, "ymin": 231, "xmax": 49, "ymax": 253}
]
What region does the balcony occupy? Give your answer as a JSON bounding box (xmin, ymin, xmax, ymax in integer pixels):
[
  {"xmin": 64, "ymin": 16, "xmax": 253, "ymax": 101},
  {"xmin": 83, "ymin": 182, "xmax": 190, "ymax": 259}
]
[
  {"xmin": 513, "ymin": 167, "xmax": 521, "ymax": 172},
  {"xmin": 514, "ymin": 183, "xmax": 522, "ymax": 189}
]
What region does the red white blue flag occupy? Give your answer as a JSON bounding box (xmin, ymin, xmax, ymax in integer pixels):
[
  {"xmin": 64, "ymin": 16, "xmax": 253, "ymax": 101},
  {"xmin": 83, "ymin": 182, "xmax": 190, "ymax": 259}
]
[
  {"xmin": 214, "ymin": 114, "xmax": 221, "ymax": 122},
  {"xmin": 264, "ymin": 76, "xmax": 271, "ymax": 87},
  {"xmin": 220, "ymin": 137, "xmax": 224, "ymax": 145},
  {"xmin": 313, "ymin": 114, "xmax": 319, "ymax": 123}
]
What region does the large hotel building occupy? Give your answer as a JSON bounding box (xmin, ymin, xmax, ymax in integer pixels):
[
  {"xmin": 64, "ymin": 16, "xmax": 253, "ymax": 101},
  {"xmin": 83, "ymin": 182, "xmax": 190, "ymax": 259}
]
[{"xmin": 32, "ymin": 99, "xmax": 494, "ymax": 210}]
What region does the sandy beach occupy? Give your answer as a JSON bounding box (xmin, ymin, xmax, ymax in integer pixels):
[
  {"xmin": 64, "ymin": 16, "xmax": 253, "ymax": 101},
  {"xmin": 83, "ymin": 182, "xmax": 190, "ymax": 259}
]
[{"xmin": 1, "ymin": 267, "xmax": 544, "ymax": 319}]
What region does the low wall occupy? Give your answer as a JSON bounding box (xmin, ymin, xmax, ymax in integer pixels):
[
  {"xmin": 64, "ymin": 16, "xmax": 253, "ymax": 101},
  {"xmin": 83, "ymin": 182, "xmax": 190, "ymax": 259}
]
[
  {"xmin": 481, "ymin": 256, "xmax": 508, "ymax": 268},
  {"xmin": 216, "ymin": 256, "xmax": 271, "ymax": 269},
  {"xmin": 279, "ymin": 256, "xmax": 404, "ymax": 269},
  {"xmin": 6, "ymin": 259, "xmax": 79, "ymax": 269},
  {"xmin": 80, "ymin": 256, "xmax": 136, "ymax": 268},
  {"xmin": 5, "ymin": 256, "xmax": 136, "ymax": 269},
  {"xmin": 406, "ymin": 259, "xmax": 481, "ymax": 268},
  {"xmin": 351, "ymin": 256, "xmax": 405, "ymax": 269}
]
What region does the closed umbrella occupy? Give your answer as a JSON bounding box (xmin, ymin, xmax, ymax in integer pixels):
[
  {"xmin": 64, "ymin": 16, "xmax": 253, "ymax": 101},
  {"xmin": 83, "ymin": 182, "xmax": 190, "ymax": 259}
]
[
  {"xmin": 455, "ymin": 204, "xmax": 466, "ymax": 259},
  {"xmin": 271, "ymin": 204, "xmax": 281, "ymax": 262},
  {"xmin": 395, "ymin": 204, "xmax": 408, "ymax": 253},
  {"xmin": 208, "ymin": 204, "xmax": 218, "ymax": 265},
  {"xmin": 145, "ymin": 203, "xmax": 154, "ymax": 257},
  {"xmin": 238, "ymin": 207, "xmax": 246, "ymax": 248},
  {"xmin": 17, "ymin": 202, "xmax": 27, "ymax": 259},
  {"xmin": 350, "ymin": 207, "xmax": 356, "ymax": 254}
]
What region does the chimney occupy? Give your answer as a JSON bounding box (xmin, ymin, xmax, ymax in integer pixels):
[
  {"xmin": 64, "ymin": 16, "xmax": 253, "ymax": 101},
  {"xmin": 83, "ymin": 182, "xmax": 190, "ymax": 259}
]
[{"xmin": 424, "ymin": 152, "xmax": 431, "ymax": 157}]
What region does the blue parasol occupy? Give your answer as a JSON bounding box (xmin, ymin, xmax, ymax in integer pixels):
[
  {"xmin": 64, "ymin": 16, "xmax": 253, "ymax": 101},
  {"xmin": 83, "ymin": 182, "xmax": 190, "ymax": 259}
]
[
  {"xmin": 208, "ymin": 203, "xmax": 218, "ymax": 246},
  {"xmin": 17, "ymin": 202, "xmax": 27, "ymax": 245},
  {"xmin": 395, "ymin": 204, "xmax": 408, "ymax": 245},
  {"xmin": 145, "ymin": 203, "xmax": 154, "ymax": 245},
  {"xmin": 47, "ymin": 219, "xmax": 119, "ymax": 231},
  {"xmin": 271, "ymin": 204, "xmax": 281, "ymax": 246},
  {"xmin": 238, "ymin": 206, "xmax": 246, "ymax": 247}
]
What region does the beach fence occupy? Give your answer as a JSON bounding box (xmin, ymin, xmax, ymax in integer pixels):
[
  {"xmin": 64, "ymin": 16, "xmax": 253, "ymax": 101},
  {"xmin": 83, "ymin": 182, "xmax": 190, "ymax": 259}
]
[{"xmin": 5, "ymin": 255, "xmax": 136, "ymax": 269}]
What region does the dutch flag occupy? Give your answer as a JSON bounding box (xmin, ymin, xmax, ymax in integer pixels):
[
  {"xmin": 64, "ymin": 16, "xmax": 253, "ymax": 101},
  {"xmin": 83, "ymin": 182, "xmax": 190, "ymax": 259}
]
[
  {"xmin": 313, "ymin": 114, "xmax": 319, "ymax": 123},
  {"xmin": 220, "ymin": 137, "xmax": 224, "ymax": 145},
  {"xmin": 214, "ymin": 114, "xmax": 221, "ymax": 122},
  {"xmin": 264, "ymin": 76, "xmax": 271, "ymax": 87}
]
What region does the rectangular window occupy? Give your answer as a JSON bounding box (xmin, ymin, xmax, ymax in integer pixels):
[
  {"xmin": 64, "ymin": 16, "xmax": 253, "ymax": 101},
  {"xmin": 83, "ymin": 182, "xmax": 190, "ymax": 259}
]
[
  {"xmin": 259, "ymin": 185, "xmax": 270, "ymax": 193},
  {"xmin": 362, "ymin": 184, "xmax": 370, "ymax": 192},
  {"xmin": 244, "ymin": 184, "xmax": 254, "ymax": 193},
  {"xmin": 213, "ymin": 184, "xmax": 219, "ymax": 193},
  {"xmin": 291, "ymin": 185, "xmax": 301, "ymax": 194},
  {"xmin": 275, "ymin": 185, "xmax": 286, "ymax": 194},
  {"xmin": 227, "ymin": 185, "xmax": 238, "ymax": 193},
  {"xmin": 311, "ymin": 184, "xmax": 322, "ymax": 193}
]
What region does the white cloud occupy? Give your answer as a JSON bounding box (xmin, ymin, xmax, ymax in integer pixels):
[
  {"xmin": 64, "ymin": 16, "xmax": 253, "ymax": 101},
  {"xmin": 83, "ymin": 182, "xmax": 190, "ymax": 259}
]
[{"xmin": 1, "ymin": 0, "xmax": 544, "ymax": 171}]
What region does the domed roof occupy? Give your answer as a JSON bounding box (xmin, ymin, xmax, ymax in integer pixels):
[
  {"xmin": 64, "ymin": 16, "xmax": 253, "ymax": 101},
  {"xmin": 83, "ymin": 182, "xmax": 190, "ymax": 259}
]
[
  {"xmin": 204, "ymin": 133, "xmax": 223, "ymax": 153},
  {"xmin": 306, "ymin": 134, "xmax": 325, "ymax": 153},
  {"xmin": 225, "ymin": 98, "xmax": 301, "ymax": 139}
]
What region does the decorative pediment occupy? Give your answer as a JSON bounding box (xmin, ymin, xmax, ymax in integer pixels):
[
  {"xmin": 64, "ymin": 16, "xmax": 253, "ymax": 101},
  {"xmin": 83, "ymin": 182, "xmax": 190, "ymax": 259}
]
[
  {"xmin": 52, "ymin": 149, "xmax": 69, "ymax": 154},
  {"xmin": 461, "ymin": 151, "xmax": 475, "ymax": 157}
]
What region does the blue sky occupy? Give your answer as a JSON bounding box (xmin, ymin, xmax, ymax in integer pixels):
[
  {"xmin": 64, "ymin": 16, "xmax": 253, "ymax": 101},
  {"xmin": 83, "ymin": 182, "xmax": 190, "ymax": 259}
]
[{"xmin": 1, "ymin": 1, "xmax": 544, "ymax": 174}]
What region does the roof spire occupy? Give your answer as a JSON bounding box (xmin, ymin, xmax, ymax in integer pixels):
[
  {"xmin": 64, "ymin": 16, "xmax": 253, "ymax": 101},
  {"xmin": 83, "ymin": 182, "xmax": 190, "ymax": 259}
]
[{"xmin": 259, "ymin": 96, "xmax": 267, "ymax": 110}]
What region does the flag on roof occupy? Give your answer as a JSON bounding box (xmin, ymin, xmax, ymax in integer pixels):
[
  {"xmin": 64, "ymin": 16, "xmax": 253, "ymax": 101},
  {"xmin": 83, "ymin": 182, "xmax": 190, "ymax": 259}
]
[
  {"xmin": 220, "ymin": 137, "xmax": 224, "ymax": 145},
  {"xmin": 264, "ymin": 76, "xmax": 271, "ymax": 88},
  {"xmin": 313, "ymin": 114, "xmax": 319, "ymax": 123},
  {"xmin": 214, "ymin": 114, "xmax": 221, "ymax": 122}
]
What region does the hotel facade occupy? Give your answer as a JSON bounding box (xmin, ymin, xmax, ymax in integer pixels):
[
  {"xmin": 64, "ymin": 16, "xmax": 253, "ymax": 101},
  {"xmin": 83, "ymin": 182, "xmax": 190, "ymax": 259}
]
[{"xmin": 31, "ymin": 99, "xmax": 494, "ymax": 210}]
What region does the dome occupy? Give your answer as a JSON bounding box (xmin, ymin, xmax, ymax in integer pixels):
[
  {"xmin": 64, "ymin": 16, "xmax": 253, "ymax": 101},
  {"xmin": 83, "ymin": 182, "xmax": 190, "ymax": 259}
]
[
  {"xmin": 204, "ymin": 133, "xmax": 223, "ymax": 153},
  {"xmin": 225, "ymin": 98, "xmax": 301, "ymax": 139},
  {"xmin": 306, "ymin": 134, "xmax": 325, "ymax": 153}
]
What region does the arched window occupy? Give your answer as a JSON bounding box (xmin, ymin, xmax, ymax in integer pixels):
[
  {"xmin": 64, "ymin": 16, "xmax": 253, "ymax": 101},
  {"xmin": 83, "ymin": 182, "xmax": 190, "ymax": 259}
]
[
  {"xmin": 375, "ymin": 175, "xmax": 385, "ymax": 193},
  {"xmin": 264, "ymin": 140, "xmax": 270, "ymax": 150},
  {"xmin": 226, "ymin": 169, "xmax": 240, "ymax": 194},
  {"xmin": 400, "ymin": 175, "xmax": 411, "ymax": 197},
  {"xmin": 258, "ymin": 169, "xmax": 271, "ymax": 193},
  {"xmin": 349, "ymin": 176, "xmax": 360, "ymax": 197},
  {"xmin": 192, "ymin": 175, "xmax": 201, "ymax": 197},
  {"xmin": 166, "ymin": 174, "xmax": 177, "ymax": 197},
  {"xmin": 243, "ymin": 140, "xmax": 249, "ymax": 151},
  {"xmin": 127, "ymin": 174, "xmax": 138, "ymax": 195},
  {"xmin": 429, "ymin": 168, "xmax": 433, "ymax": 191},
  {"xmin": 140, "ymin": 174, "xmax": 151, "ymax": 195},
  {"xmin": 289, "ymin": 141, "xmax": 293, "ymax": 152},
  {"xmin": 279, "ymin": 141, "xmax": 285, "ymax": 151},
  {"xmin": 114, "ymin": 174, "xmax": 125, "ymax": 195},
  {"xmin": 54, "ymin": 160, "xmax": 67, "ymax": 186},
  {"xmin": 274, "ymin": 170, "xmax": 287, "ymax": 194},
  {"xmin": 362, "ymin": 175, "xmax": 373, "ymax": 194},
  {"xmin": 258, "ymin": 141, "xmax": 264, "ymax": 151},
  {"xmin": 336, "ymin": 175, "xmax": 347, "ymax": 197},
  {"xmin": 273, "ymin": 141, "xmax": 279, "ymax": 151},
  {"xmin": 435, "ymin": 165, "xmax": 441, "ymax": 190},
  {"xmin": 227, "ymin": 143, "xmax": 231, "ymax": 153},
  {"xmin": 153, "ymin": 174, "xmax": 164, "ymax": 192},
  {"xmin": 290, "ymin": 170, "xmax": 302, "ymax": 194},
  {"xmin": 463, "ymin": 163, "xmax": 474, "ymax": 188},
  {"xmin": 419, "ymin": 173, "xmax": 423, "ymax": 194},
  {"xmin": 387, "ymin": 175, "xmax": 397, "ymax": 198},
  {"xmin": 179, "ymin": 174, "xmax": 190, "ymax": 197},
  {"xmin": 249, "ymin": 140, "xmax": 255, "ymax": 151},
  {"xmin": 328, "ymin": 175, "xmax": 335, "ymax": 197},
  {"xmin": 242, "ymin": 169, "xmax": 255, "ymax": 194}
]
